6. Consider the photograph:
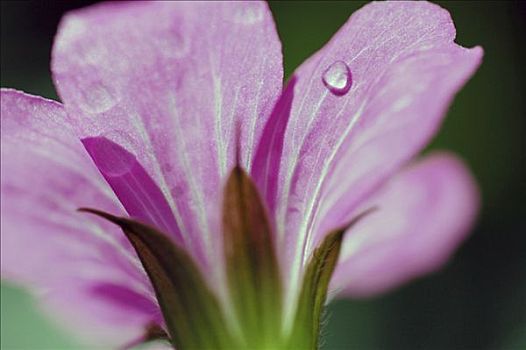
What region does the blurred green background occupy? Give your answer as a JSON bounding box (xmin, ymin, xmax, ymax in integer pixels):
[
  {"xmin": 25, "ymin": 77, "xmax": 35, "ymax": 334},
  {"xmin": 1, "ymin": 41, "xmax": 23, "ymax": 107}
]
[{"xmin": 1, "ymin": 1, "xmax": 525, "ymax": 349}]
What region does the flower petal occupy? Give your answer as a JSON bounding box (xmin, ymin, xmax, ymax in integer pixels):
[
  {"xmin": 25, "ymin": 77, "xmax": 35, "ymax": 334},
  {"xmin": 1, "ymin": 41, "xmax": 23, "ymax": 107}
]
[
  {"xmin": 330, "ymin": 153, "xmax": 479, "ymax": 297},
  {"xmin": 251, "ymin": 77, "xmax": 297, "ymax": 216},
  {"xmin": 269, "ymin": 1, "xmax": 482, "ymax": 309},
  {"xmin": 51, "ymin": 1, "xmax": 283, "ymax": 284},
  {"xmin": 0, "ymin": 89, "xmax": 159, "ymax": 347},
  {"xmin": 82, "ymin": 137, "xmax": 185, "ymax": 247},
  {"xmin": 80, "ymin": 209, "xmax": 235, "ymax": 349}
]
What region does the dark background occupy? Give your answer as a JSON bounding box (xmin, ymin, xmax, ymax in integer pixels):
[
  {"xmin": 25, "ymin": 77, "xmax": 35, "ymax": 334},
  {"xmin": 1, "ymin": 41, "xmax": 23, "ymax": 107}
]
[{"xmin": 1, "ymin": 1, "xmax": 525, "ymax": 349}]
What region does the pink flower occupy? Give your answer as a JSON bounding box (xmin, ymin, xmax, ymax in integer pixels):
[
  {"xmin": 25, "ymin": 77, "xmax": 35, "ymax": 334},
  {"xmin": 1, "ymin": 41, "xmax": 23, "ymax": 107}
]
[{"xmin": 1, "ymin": 1, "xmax": 482, "ymax": 349}]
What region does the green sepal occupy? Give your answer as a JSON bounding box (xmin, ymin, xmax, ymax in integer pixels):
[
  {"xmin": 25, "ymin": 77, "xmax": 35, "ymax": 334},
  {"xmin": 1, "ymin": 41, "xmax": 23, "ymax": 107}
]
[
  {"xmin": 79, "ymin": 208, "xmax": 236, "ymax": 350},
  {"xmin": 222, "ymin": 166, "xmax": 283, "ymax": 348},
  {"xmin": 288, "ymin": 208, "xmax": 376, "ymax": 349}
]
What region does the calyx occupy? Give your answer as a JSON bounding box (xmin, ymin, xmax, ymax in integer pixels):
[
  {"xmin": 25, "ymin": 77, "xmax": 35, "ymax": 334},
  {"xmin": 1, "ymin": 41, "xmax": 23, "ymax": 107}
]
[{"xmin": 81, "ymin": 166, "xmax": 371, "ymax": 349}]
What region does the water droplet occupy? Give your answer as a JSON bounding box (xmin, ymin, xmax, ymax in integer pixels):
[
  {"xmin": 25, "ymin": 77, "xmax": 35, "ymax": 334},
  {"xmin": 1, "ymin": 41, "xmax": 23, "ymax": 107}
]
[
  {"xmin": 164, "ymin": 34, "xmax": 189, "ymax": 59},
  {"xmin": 322, "ymin": 61, "xmax": 352, "ymax": 96},
  {"xmin": 79, "ymin": 83, "xmax": 117, "ymax": 114},
  {"xmin": 157, "ymin": 18, "xmax": 190, "ymax": 59},
  {"xmin": 55, "ymin": 17, "xmax": 86, "ymax": 52},
  {"xmin": 233, "ymin": 3, "xmax": 264, "ymax": 25}
]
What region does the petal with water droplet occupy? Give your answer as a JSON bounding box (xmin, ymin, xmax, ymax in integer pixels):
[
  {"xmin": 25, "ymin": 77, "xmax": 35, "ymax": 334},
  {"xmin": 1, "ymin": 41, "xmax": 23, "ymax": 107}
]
[
  {"xmin": 322, "ymin": 60, "xmax": 352, "ymax": 96},
  {"xmin": 254, "ymin": 1, "xmax": 482, "ymax": 324},
  {"xmin": 52, "ymin": 1, "xmax": 283, "ymax": 289}
]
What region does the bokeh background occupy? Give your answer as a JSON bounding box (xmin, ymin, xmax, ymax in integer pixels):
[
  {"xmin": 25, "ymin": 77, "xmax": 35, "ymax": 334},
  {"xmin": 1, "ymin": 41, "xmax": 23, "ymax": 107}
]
[{"xmin": 1, "ymin": 1, "xmax": 525, "ymax": 349}]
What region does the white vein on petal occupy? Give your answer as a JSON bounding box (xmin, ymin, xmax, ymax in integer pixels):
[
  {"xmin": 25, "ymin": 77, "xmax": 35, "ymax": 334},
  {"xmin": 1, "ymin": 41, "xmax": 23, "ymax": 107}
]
[
  {"xmin": 212, "ymin": 63, "xmax": 228, "ymax": 178},
  {"xmin": 12, "ymin": 195, "xmax": 150, "ymax": 296},
  {"xmin": 301, "ymin": 25, "xmax": 439, "ymax": 263},
  {"xmin": 243, "ymin": 47, "xmax": 268, "ymax": 171},
  {"xmin": 167, "ymin": 93, "xmax": 213, "ymax": 267},
  {"xmin": 128, "ymin": 112, "xmax": 190, "ymax": 249},
  {"xmin": 281, "ymin": 11, "xmax": 417, "ymax": 330},
  {"xmin": 25, "ymin": 145, "xmax": 115, "ymax": 199}
]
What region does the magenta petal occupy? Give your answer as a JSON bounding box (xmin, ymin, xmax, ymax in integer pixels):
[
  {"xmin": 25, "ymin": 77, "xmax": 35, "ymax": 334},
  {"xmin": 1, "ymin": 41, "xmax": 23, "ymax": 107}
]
[
  {"xmin": 274, "ymin": 1, "xmax": 482, "ymax": 303},
  {"xmin": 251, "ymin": 77, "xmax": 297, "ymax": 216},
  {"xmin": 91, "ymin": 283, "xmax": 160, "ymax": 315},
  {"xmin": 330, "ymin": 153, "xmax": 480, "ymax": 297},
  {"xmin": 0, "ymin": 89, "xmax": 159, "ymax": 347},
  {"xmin": 51, "ymin": 1, "xmax": 283, "ymax": 284},
  {"xmin": 82, "ymin": 137, "xmax": 185, "ymax": 248}
]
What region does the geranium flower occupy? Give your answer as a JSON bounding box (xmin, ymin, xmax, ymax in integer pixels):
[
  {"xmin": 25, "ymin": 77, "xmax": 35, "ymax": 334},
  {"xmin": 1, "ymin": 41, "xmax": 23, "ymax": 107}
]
[{"xmin": 1, "ymin": 1, "xmax": 482, "ymax": 349}]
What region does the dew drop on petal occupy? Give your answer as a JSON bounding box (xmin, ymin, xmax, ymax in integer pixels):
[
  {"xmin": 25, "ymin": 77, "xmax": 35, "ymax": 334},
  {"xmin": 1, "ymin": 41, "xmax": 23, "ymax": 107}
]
[
  {"xmin": 322, "ymin": 60, "xmax": 352, "ymax": 96},
  {"xmin": 161, "ymin": 31, "xmax": 189, "ymax": 59},
  {"xmin": 232, "ymin": 3, "xmax": 264, "ymax": 25},
  {"xmin": 79, "ymin": 83, "xmax": 117, "ymax": 113},
  {"xmin": 157, "ymin": 17, "xmax": 190, "ymax": 59},
  {"xmin": 55, "ymin": 17, "xmax": 86, "ymax": 52}
]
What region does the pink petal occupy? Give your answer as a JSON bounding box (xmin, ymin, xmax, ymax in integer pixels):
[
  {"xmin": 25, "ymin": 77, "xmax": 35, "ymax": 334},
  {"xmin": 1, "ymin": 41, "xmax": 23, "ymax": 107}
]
[
  {"xmin": 251, "ymin": 77, "xmax": 297, "ymax": 217},
  {"xmin": 51, "ymin": 1, "xmax": 283, "ymax": 286},
  {"xmin": 330, "ymin": 153, "xmax": 479, "ymax": 297},
  {"xmin": 268, "ymin": 1, "xmax": 482, "ymax": 305},
  {"xmin": 0, "ymin": 89, "xmax": 160, "ymax": 347},
  {"xmin": 82, "ymin": 137, "xmax": 185, "ymax": 248}
]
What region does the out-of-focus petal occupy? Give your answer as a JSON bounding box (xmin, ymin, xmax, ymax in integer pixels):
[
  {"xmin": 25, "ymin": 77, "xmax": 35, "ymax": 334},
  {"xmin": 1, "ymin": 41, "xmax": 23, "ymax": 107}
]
[
  {"xmin": 330, "ymin": 153, "xmax": 479, "ymax": 297},
  {"xmin": 269, "ymin": 1, "xmax": 482, "ymax": 307},
  {"xmin": 0, "ymin": 89, "xmax": 160, "ymax": 347},
  {"xmin": 51, "ymin": 1, "xmax": 283, "ymax": 285}
]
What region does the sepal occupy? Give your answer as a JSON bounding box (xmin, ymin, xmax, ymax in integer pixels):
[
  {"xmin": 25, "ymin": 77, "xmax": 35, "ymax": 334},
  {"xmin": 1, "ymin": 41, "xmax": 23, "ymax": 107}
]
[
  {"xmin": 222, "ymin": 166, "xmax": 283, "ymax": 348},
  {"xmin": 79, "ymin": 208, "xmax": 236, "ymax": 350},
  {"xmin": 288, "ymin": 208, "xmax": 375, "ymax": 349}
]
